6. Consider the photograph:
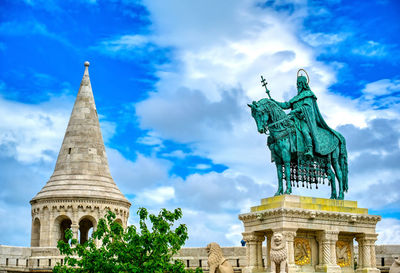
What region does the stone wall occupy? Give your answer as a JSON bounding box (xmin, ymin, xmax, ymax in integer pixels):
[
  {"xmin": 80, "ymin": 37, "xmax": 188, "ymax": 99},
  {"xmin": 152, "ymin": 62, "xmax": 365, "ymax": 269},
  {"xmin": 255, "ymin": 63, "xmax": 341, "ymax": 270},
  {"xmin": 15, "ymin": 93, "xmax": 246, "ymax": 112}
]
[
  {"xmin": 0, "ymin": 244, "xmax": 399, "ymax": 273},
  {"xmin": 354, "ymin": 245, "xmax": 400, "ymax": 273},
  {"xmin": 175, "ymin": 246, "xmax": 248, "ymax": 271}
]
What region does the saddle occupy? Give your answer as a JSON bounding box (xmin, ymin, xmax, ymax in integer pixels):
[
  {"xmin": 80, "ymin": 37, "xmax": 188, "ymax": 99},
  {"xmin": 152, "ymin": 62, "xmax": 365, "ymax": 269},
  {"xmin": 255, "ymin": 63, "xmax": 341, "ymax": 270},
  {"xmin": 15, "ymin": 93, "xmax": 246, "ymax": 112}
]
[{"xmin": 295, "ymin": 126, "xmax": 339, "ymax": 156}]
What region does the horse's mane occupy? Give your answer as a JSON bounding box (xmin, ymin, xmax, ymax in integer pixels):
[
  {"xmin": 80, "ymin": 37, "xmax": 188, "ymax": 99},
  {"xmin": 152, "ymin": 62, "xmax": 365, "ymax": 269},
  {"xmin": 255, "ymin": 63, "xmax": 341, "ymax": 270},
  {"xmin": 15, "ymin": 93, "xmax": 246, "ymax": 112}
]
[{"xmin": 257, "ymin": 98, "xmax": 287, "ymax": 123}]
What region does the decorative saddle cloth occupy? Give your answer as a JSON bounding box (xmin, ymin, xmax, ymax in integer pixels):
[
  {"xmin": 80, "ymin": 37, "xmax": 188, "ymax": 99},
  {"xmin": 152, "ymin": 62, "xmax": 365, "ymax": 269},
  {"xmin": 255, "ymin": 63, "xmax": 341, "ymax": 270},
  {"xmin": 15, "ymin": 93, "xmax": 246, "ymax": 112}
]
[{"xmin": 295, "ymin": 126, "xmax": 339, "ymax": 156}]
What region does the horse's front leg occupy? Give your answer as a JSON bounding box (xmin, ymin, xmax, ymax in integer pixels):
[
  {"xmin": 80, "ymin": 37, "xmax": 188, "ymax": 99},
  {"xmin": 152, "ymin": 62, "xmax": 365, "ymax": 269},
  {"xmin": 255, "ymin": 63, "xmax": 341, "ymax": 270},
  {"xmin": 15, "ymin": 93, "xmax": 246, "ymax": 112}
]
[
  {"xmin": 284, "ymin": 161, "xmax": 292, "ymax": 194},
  {"xmin": 281, "ymin": 140, "xmax": 292, "ymax": 194},
  {"xmin": 275, "ymin": 163, "xmax": 284, "ymax": 196}
]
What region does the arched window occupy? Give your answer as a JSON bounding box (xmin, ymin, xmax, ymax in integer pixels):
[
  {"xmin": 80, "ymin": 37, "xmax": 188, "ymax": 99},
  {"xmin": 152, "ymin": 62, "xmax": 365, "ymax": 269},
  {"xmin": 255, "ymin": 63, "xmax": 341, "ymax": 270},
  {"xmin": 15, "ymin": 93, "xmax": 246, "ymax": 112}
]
[
  {"xmin": 78, "ymin": 216, "xmax": 96, "ymax": 244},
  {"xmin": 31, "ymin": 218, "xmax": 41, "ymax": 247},
  {"xmin": 54, "ymin": 216, "xmax": 72, "ymax": 244},
  {"xmin": 60, "ymin": 219, "xmax": 72, "ymax": 243}
]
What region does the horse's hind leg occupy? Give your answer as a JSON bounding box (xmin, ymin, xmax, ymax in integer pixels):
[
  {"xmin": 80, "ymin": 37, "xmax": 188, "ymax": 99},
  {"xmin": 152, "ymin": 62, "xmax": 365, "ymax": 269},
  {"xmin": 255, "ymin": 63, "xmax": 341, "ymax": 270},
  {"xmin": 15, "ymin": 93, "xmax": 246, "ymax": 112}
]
[
  {"xmin": 327, "ymin": 162, "xmax": 337, "ymax": 199},
  {"xmin": 331, "ymin": 148, "xmax": 344, "ymax": 200},
  {"xmin": 275, "ymin": 163, "xmax": 284, "ymax": 196}
]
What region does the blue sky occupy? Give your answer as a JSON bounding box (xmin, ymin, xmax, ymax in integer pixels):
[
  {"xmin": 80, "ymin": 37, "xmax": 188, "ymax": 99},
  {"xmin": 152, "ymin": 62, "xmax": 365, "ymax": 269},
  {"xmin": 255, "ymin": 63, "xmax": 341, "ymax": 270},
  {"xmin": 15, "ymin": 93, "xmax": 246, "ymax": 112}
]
[{"xmin": 0, "ymin": 0, "xmax": 399, "ymax": 247}]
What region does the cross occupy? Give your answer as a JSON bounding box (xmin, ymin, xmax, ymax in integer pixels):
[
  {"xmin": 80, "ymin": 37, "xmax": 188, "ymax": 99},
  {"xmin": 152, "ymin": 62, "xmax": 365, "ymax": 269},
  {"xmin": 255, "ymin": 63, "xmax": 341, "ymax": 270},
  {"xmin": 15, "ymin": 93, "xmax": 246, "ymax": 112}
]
[{"xmin": 261, "ymin": 75, "xmax": 272, "ymax": 99}]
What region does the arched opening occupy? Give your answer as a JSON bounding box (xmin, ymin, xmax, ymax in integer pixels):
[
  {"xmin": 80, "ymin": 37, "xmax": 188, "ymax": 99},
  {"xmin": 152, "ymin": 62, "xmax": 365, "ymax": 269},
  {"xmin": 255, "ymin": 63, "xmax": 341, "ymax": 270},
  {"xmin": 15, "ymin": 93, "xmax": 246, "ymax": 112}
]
[
  {"xmin": 60, "ymin": 218, "xmax": 72, "ymax": 243},
  {"xmin": 31, "ymin": 218, "xmax": 41, "ymax": 247},
  {"xmin": 54, "ymin": 216, "xmax": 72, "ymax": 244},
  {"xmin": 79, "ymin": 216, "xmax": 96, "ymax": 244},
  {"xmin": 114, "ymin": 219, "xmax": 123, "ymax": 226}
]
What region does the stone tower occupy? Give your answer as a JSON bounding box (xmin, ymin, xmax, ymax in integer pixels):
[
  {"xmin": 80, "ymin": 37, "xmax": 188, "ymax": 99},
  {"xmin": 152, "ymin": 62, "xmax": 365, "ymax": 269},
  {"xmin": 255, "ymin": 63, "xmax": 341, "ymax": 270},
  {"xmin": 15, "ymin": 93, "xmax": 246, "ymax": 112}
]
[{"xmin": 30, "ymin": 62, "xmax": 131, "ymax": 247}]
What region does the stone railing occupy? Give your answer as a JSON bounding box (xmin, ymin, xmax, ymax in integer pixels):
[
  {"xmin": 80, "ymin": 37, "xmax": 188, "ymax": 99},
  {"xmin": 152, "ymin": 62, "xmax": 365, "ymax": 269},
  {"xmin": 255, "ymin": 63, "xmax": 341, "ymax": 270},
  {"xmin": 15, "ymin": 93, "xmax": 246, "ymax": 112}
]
[
  {"xmin": 1, "ymin": 244, "xmax": 398, "ymax": 273},
  {"xmin": 0, "ymin": 246, "xmax": 63, "ymax": 272},
  {"xmin": 174, "ymin": 246, "xmax": 247, "ymax": 271}
]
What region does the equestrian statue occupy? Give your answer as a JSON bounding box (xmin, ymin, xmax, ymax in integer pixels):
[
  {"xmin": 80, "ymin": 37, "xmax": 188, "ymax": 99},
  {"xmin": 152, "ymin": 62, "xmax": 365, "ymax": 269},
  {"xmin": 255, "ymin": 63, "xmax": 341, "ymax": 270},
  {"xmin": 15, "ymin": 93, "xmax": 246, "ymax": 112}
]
[{"xmin": 248, "ymin": 69, "xmax": 348, "ymax": 199}]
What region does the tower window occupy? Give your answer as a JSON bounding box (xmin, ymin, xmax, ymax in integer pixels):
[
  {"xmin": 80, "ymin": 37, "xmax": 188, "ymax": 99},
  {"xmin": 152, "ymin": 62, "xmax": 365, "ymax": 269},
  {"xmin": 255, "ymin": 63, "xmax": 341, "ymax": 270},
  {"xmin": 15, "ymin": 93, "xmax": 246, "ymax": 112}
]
[{"xmin": 68, "ymin": 148, "xmax": 72, "ymax": 154}]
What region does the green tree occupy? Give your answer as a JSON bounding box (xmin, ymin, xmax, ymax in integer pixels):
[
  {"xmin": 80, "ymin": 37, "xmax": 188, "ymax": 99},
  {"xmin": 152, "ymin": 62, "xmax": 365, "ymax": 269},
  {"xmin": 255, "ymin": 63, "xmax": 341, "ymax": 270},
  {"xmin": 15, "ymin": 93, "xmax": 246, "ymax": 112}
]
[{"xmin": 53, "ymin": 208, "xmax": 202, "ymax": 273}]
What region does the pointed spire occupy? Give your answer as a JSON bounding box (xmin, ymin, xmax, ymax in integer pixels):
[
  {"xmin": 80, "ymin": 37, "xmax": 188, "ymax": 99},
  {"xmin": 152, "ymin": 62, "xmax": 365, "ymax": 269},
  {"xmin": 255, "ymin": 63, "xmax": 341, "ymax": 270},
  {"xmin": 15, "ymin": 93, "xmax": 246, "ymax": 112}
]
[{"xmin": 31, "ymin": 62, "xmax": 130, "ymax": 205}]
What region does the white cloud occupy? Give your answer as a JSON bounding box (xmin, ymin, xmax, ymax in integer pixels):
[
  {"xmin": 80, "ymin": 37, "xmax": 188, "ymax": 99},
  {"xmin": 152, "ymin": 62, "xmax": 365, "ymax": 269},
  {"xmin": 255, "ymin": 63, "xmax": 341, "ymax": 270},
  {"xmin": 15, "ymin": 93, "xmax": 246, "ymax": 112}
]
[
  {"xmin": 128, "ymin": 0, "xmax": 400, "ymax": 248},
  {"xmin": 193, "ymin": 164, "xmax": 211, "ymax": 170},
  {"xmin": 377, "ymin": 218, "xmax": 400, "ymax": 244},
  {"xmin": 362, "ymin": 79, "xmax": 400, "ymax": 98},
  {"xmin": 303, "ymin": 32, "xmax": 348, "ymax": 47},
  {"xmin": 137, "ymin": 135, "xmax": 163, "ymax": 146},
  {"xmin": 135, "ymin": 186, "xmax": 175, "ymax": 205},
  {"xmin": 353, "ymin": 40, "xmax": 388, "ymax": 57},
  {"xmin": 161, "ymin": 149, "xmax": 188, "ymax": 159},
  {"xmin": 107, "ymin": 149, "xmax": 173, "ymax": 193},
  {"xmin": 100, "ymin": 120, "xmax": 117, "ymax": 143},
  {"xmin": 133, "ymin": 0, "xmax": 392, "ymax": 188},
  {"xmin": 0, "ymin": 94, "xmax": 72, "ymax": 163},
  {"xmin": 95, "ymin": 35, "xmax": 148, "ymax": 53},
  {"xmin": 4, "ymin": 0, "xmax": 399, "ymax": 249}
]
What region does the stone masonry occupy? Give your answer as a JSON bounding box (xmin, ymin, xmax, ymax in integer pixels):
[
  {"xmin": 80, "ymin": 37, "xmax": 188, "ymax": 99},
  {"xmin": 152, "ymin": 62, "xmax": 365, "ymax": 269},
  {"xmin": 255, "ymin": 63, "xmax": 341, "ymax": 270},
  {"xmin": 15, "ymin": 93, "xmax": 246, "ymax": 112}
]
[{"xmin": 29, "ymin": 62, "xmax": 131, "ymax": 248}]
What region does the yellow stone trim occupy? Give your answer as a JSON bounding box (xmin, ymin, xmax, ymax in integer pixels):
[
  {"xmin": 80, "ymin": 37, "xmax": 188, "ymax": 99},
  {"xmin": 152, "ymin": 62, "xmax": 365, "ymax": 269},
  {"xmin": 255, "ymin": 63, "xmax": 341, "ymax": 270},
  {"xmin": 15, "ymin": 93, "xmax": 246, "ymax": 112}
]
[{"xmin": 252, "ymin": 195, "xmax": 368, "ymax": 214}]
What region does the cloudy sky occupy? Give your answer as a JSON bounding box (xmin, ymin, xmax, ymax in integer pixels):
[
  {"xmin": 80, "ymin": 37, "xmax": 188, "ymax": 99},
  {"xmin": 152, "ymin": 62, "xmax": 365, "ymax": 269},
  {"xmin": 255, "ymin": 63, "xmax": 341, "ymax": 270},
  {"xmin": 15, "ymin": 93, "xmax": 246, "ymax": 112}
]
[{"xmin": 0, "ymin": 0, "xmax": 399, "ymax": 247}]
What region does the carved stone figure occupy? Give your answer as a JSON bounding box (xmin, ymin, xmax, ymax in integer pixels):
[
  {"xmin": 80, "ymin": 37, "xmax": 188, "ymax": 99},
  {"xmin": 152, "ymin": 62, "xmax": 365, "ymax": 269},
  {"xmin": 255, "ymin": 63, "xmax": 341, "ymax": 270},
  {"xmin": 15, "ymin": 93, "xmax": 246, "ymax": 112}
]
[
  {"xmin": 206, "ymin": 242, "xmax": 234, "ymax": 273},
  {"xmin": 270, "ymin": 233, "xmax": 288, "ymax": 273},
  {"xmin": 294, "ymin": 238, "xmax": 311, "ymax": 265},
  {"xmin": 389, "ymin": 258, "xmax": 400, "ymax": 273},
  {"xmin": 248, "ymin": 70, "xmax": 348, "ymax": 199},
  {"xmin": 336, "ymin": 241, "xmax": 351, "ymax": 267}
]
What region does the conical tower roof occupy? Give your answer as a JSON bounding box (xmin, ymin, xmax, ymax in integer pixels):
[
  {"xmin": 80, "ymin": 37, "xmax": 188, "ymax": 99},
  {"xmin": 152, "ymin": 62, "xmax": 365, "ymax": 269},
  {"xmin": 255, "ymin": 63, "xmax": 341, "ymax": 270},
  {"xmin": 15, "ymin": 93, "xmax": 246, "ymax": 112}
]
[{"xmin": 31, "ymin": 62, "xmax": 130, "ymax": 206}]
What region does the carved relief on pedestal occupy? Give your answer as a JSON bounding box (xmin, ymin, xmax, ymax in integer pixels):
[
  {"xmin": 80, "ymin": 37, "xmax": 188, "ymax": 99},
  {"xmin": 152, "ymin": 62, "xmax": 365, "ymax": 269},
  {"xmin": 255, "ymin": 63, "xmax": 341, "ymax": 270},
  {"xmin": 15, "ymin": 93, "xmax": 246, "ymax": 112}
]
[
  {"xmin": 336, "ymin": 240, "xmax": 351, "ymax": 267},
  {"xmin": 294, "ymin": 238, "xmax": 311, "ymax": 266}
]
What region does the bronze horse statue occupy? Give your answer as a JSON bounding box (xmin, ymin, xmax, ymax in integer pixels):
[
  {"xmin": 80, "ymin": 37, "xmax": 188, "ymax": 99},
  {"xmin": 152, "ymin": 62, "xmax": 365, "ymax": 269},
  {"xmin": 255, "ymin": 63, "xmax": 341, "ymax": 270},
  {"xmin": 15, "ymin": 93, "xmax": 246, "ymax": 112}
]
[{"xmin": 248, "ymin": 98, "xmax": 348, "ymax": 199}]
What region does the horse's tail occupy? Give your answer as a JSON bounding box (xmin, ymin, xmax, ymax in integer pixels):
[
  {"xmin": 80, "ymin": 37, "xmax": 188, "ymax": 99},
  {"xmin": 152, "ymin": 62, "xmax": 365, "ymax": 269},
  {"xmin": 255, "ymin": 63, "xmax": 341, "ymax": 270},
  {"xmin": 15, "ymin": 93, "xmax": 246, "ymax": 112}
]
[{"xmin": 339, "ymin": 138, "xmax": 348, "ymax": 192}]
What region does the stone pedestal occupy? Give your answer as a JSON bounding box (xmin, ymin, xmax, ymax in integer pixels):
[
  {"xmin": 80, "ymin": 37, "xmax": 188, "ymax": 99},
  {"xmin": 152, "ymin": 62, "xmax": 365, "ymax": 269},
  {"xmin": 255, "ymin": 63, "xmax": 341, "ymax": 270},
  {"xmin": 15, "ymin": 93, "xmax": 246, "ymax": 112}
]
[{"xmin": 239, "ymin": 195, "xmax": 381, "ymax": 273}]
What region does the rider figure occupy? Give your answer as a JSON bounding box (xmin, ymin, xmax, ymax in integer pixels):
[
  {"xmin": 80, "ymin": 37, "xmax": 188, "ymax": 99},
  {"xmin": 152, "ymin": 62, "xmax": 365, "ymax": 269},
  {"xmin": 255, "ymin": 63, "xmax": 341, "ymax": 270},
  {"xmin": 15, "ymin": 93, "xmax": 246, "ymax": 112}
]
[{"xmin": 271, "ymin": 75, "xmax": 318, "ymax": 158}]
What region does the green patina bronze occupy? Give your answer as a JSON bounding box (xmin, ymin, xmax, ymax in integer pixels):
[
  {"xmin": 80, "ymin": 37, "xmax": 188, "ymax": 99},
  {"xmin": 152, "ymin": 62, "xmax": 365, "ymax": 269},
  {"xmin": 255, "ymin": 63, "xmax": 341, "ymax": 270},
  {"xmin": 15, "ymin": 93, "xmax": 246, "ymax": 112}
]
[{"xmin": 248, "ymin": 70, "xmax": 348, "ymax": 200}]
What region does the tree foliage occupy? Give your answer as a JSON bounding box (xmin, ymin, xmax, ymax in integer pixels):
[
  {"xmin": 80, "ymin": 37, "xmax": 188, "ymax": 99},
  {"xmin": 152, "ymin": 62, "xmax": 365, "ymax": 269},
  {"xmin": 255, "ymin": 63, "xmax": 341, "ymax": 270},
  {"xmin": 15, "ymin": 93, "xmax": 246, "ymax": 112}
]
[{"xmin": 53, "ymin": 208, "xmax": 202, "ymax": 273}]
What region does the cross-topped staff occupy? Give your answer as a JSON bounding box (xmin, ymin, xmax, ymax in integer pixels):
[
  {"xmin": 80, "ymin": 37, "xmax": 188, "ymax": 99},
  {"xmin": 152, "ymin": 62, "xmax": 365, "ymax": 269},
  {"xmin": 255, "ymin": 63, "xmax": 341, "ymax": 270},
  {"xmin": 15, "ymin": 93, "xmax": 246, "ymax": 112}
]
[{"xmin": 261, "ymin": 75, "xmax": 272, "ymax": 99}]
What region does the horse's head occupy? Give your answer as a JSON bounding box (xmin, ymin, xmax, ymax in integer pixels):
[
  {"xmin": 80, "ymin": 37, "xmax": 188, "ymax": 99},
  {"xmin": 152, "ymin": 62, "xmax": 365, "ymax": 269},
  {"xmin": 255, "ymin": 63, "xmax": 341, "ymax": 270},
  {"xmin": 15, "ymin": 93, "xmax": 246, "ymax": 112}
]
[{"xmin": 248, "ymin": 100, "xmax": 269, "ymax": 134}]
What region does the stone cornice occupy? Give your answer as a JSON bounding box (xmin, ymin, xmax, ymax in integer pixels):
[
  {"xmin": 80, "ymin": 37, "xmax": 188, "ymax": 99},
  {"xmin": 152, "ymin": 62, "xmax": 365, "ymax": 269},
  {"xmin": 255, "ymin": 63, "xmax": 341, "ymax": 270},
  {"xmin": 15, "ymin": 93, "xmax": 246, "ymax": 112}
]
[
  {"xmin": 30, "ymin": 196, "xmax": 131, "ymax": 208},
  {"xmin": 238, "ymin": 207, "xmax": 381, "ymax": 225}
]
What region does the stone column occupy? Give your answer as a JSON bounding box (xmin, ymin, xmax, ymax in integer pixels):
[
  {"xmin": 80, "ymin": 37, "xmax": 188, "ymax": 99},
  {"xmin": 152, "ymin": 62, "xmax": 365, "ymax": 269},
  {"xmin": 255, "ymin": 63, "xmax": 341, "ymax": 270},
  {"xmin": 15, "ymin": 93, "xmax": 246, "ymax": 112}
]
[
  {"xmin": 37, "ymin": 207, "xmax": 44, "ymax": 247},
  {"xmin": 242, "ymin": 232, "xmax": 265, "ymax": 273},
  {"xmin": 266, "ymin": 233, "xmax": 272, "ymax": 273},
  {"xmin": 330, "ymin": 232, "xmax": 338, "ymax": 265},
  {"xmin": 356, "ymin": 234, "xmax": 379, "ymax": 273},
  {"xmin": 71, "ymin": 224, "xmax": 79, "ymax": 241},
  {"xmin": 47, "ymin": 208, "xmax": 54, "ymax": 247},
  {"xmin": 282, "ymin": 230, "xmax": 297, "ymax": 273},
  {"xmin": 316, "ymin": 231, "xmax": 341, "ymax": 273},
  {"xmin": 369, "ymin": 239, "xmax": 377, "ymax": 268},
  {"xmin": 356, "ymin": 236, "xmax": 364, "ymax": 269}
]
